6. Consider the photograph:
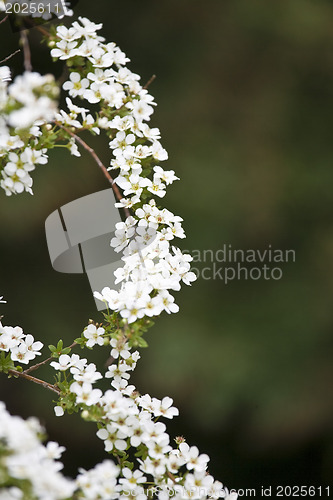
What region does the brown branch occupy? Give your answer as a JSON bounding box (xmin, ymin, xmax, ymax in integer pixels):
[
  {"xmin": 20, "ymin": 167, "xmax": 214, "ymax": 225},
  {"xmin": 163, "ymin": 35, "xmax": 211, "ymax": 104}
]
[
  {"xmin": 34, "ymin": 24, "xmax": 50, "ymax": 37},
  {"xmin": 0, "ymin": 14, "xmax": 8, "ymax": 25},
  {"xmin": 167, "ymin": 471, "xmax": 176, "ymax": 483},
  {"xmin": 8, "ymin": 369, "xmax": 60, "ymax": 394},
  {"xmin": 143, "ymin": 74, "xmax": 156, "ymax": 90},
  {"xmin": 20, "ymin": 17, "xmax": 50, "ymax": 37},
  {"xmin": 55, "ymin": 122, "xmax": 130, "ymax": 218},
  {"xmin": 20, "ymin": 30, "xmax": 32, "ymax": 72},
  {"xmin": 23, "ymin": 355, "xmax": 53, "ymax": 374},
  {"xmin": 0, "ymin": 48, "xmax": 20, "ymax": 65}
]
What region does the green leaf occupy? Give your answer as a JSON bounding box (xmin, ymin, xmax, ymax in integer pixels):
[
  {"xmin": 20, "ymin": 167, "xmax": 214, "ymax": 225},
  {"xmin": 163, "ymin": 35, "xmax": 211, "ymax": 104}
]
[
  {"xmin": 123, "ymin": 461, "xmax": 134, "ymax": 470},
  {"xmin": 0, "ymin": 351, "xmax": 15, "ymax": 374},
  {"xmin": 56, "ymin": 340, "xmax": 64, "ymax": 351}
]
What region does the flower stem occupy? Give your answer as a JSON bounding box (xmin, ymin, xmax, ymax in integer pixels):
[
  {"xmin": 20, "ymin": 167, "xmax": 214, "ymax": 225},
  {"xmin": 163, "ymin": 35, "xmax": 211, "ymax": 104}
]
[
  {"xmin": 55, "ymin": 122, "xmax": 130, "ymax": 218},
  {"xmin": 20, "ymin": 30, "xmax": 32, "ymax": 72},
  {"xmin": 0, "ymin": 49, "xmax": 20, "ymax": 65},
  {"xmin": 8, "ymin": 369, "xmax": 60, "ymax": 394}
]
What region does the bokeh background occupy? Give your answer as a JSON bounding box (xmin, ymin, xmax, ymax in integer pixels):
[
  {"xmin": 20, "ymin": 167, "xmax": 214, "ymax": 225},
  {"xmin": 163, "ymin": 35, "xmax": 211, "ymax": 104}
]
[{"xmin": 1, "ymin": 0, "xmax": 333, "ymax": 493}]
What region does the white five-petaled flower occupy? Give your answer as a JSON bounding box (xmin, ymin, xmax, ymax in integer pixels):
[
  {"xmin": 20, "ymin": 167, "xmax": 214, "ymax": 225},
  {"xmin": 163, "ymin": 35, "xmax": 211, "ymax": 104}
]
[{"xmin": 83, "ymin": 324, "xmax": 105, "ymax": 347}]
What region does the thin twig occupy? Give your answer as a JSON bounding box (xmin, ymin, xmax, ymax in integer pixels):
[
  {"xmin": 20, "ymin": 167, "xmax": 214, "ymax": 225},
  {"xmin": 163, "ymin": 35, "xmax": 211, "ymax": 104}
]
[
  {"xmin": 167, "ymin": 471, "xmax": 177, "ymax": 483},
  {"xmin": 23, "ymin": 341, "xmax": 78, "ymax": 375},
  {"xmin": 20, "ymin": 30, "xmax": 32, "ymax": 72},
  {"xmin": 143, "ymin": 74, "xmax": 156, "ymax": 90},
  {"xmin": 55, "ymin": 122, "xmax": 130, "ymax": 218},
  {"xmin": 0, "ymin": 48, "xmax": 20, "ymax": 65},
  {"xmin": 20, "ymin": 16, "xmax": 50, "ymax": 37},
  {"xmin": 0, "ymin": 14, "xmax": 8, "ymax": 25},
  {"xmin": 23, "ymin": 356, "xmax": 53, "ymax": 375},
  {"xmin": 34, "ymin": 23, "xmax": 50, "ymax": 37},
  {"xmin": 8, "ymin": 369, "xmax": 61, "ymax": 394}
]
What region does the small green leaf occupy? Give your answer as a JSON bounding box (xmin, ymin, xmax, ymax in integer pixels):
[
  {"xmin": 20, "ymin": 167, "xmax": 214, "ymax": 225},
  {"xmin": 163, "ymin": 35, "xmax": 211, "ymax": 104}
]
[
  {"xmin": 56, "ymin": 340, "xmax": 63, "ymax": 351},
  {"xmin": 123, "ymin": 461, "xmax": 134, "ymax": 470}
]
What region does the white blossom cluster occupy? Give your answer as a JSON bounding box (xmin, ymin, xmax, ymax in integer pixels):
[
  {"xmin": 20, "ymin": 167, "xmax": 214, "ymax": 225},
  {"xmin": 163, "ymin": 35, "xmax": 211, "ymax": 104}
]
[
  {"xmin": 0, "ymin": 402, "xmax": 76, "ymax": 500},
  {"xmin": 48, "ymin": 17, "xmax": 196, "ymax": 322},
  {"xmin": 0, "ymin": 321, "xmax": 43, "ymax": 364},
  {"xmin": 49, "ymin": 325, "xmax": 232, "ymax": 499},
  {"xmin": 0, "ymin": 313, "xmax": 237, "ymax": 498},
  {"xmin": 0, "ymin": 68, "xmax": 58, "ymax": 195},
  {"xmin": 0, "ymin": 13, "xmax": 239, "ymax": 500}
]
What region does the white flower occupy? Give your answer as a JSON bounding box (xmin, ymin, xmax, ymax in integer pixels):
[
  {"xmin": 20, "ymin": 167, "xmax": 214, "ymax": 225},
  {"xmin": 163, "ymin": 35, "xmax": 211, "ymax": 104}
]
[
  {"xmin": 151, "ymin": 396, "xmax": 179, "ymax": 419},
  {"xmin": 184, "ymin": 470, "xmax": 214, "ymax": 496},
  {"xmin": 115, "ymin": 173, "xmax": 151, "ymax": 197},
  {"xmin": 153, "ymin": 165, "xmax": 179, "ymax": 184},
  {"xmin": 54, "ymin": 406, "xmax": 64, "ymax": 417},
  {"xmin": 51, "ymin": 40, "xmax": 79, "ymax": 59},
  {"xmin": 69, "ymin": 137, "xmax": 81, "ymax": 157},
  {"xmin": 63, "ymin": 72, "xmax": 89, "ymax": 97},
  {"xmin": 70, "ymin": 382, "xmax": 102, "ymax": 406},
  {"xmin": 96, "ymin": 424, "xmax": 127, "ymax": 452},
  {"xmin": 119, "ymin": 467, "xmax": 146, "ymax": 490},
  {"xmin": 45, "ymin": 441, "xmax": 66, "ymax": 460},
  {"xmin": 109, "ymin": 131, "xmax": 136, "ymax": 155},
  {"xmin": 72, "ymin": 16, "xmax": 103, "ymax": 38},
  {"xmin": 146, "ymin": 434, "xmax": 171, "ymax": 459},
  {"xmin": 71, "ymin": 363, "xmax": 103, "ymax": 384},
  {"xmin": 129, "ymin": 100, "xmax": 154, "ymax": 122},
  {"xmin": 158, "ymin": 291, "xmax": 179, "ymax": 314},
  {"xmin": 2, "ymin": 326, "xmax": 24, "ymax": 345},
  {"xmin": 21, "ymin": 147, "xmax": 48, "ymax": 166},
  {"xmin": 119, "ymin": 301, "xmax": 146, "ymax": 324},
  {"xmin": 0, "ymin": 332, "xmax": 17, "ymax": 352},
  {"xmin": 50, "ymin": 353, "xmax": 87, "ymax": 372},
  {"xmin": 110, "ymin": 338, "xmax": 131, "ymax": 360},
  {"xmin": 50, "ymin": 354, "xmax": 73, "ymax": 371},
  {"xmin": 105, "ymin": 362, "xmax": 131, "ymax": 382},
  {"xmin": 83, "ymin": 324, "xmax": 105, "ymax": 347},
  {"xmin": 23, "ymin": 334, "xmax": 43, "ymax": 358},
  {"xmin": 0, "ymin": 66, "xmax": 11, "ymax": 83},
  {"xmin": 151, "ymin": 142, "xmax": 168, "ymax": 162},
  {"xmin": 147, "ymin": 174, "xmax": 166, "ymax": 198},
  {"xmin": 0, "ymin": 135, "xmax": 24, "ymax": 152},
  {"xmin": 56, "ymin": 25, "xmax": 82, "ymax": 42},
  {"xmin": 94, "ymin": 287, "xmax": 123, "ymax": 310},
  {"xmin": 179, "ymin": 443, "xmax": 209, "ymax": 472},
  {"xmin": 10, "ymin": 344, "xmax": 36, "ymax": 364}
]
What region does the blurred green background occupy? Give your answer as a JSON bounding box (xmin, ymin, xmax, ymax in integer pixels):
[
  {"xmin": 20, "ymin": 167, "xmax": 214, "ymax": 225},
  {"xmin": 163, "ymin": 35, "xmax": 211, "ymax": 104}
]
[{"xmin": 1, "ymin": 0, "xmax": 333, "ymax": 492}]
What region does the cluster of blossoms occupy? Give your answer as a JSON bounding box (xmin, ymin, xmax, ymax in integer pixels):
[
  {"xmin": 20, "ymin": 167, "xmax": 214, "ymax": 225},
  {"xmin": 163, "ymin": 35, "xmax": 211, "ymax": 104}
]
[
  {"xmin": 51, "ymin": 323, "xmax": 234, "ymax": 499},
  {"xmin": 0, "ymin": 15, "xmax": 196, "ymax": 319},
  {"xmin": 47, "ymin": 17, "xmax": 196, "ymax": 321},
  {"xmin": 0, "ymin": 402, "xmax": 75, "ymax": 500},
  {"xmin": 0, "ymin": 320, "xmax": 43, "ymax": 364},
  {"xmin": 0, "ymin": 11, "xmax": 238, "ymax": 500},
  {"xmin": 0, "ymin": 303, "xmax": 237, "ymax": 499},
  {"xmin": 0, "ymin": 67, "xmax": 58, "ymax": 195},
  {"xmin": 55, "ymin": 324, "xmax": 236, "ymax": 500}
]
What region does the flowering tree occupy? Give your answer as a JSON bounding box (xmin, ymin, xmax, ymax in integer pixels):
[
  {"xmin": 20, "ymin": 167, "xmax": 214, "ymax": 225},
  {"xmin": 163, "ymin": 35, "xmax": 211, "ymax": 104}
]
[{"xmin": 0, "ymin": 6, "xmax": 238, "ymax": 500}]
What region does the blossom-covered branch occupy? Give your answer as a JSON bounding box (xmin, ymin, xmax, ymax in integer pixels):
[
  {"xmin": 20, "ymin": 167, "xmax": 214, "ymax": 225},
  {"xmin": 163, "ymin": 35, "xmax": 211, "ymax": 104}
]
[{"xmin": 0, "ymin": 9, "xmax": 238, "ymax": 500}]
